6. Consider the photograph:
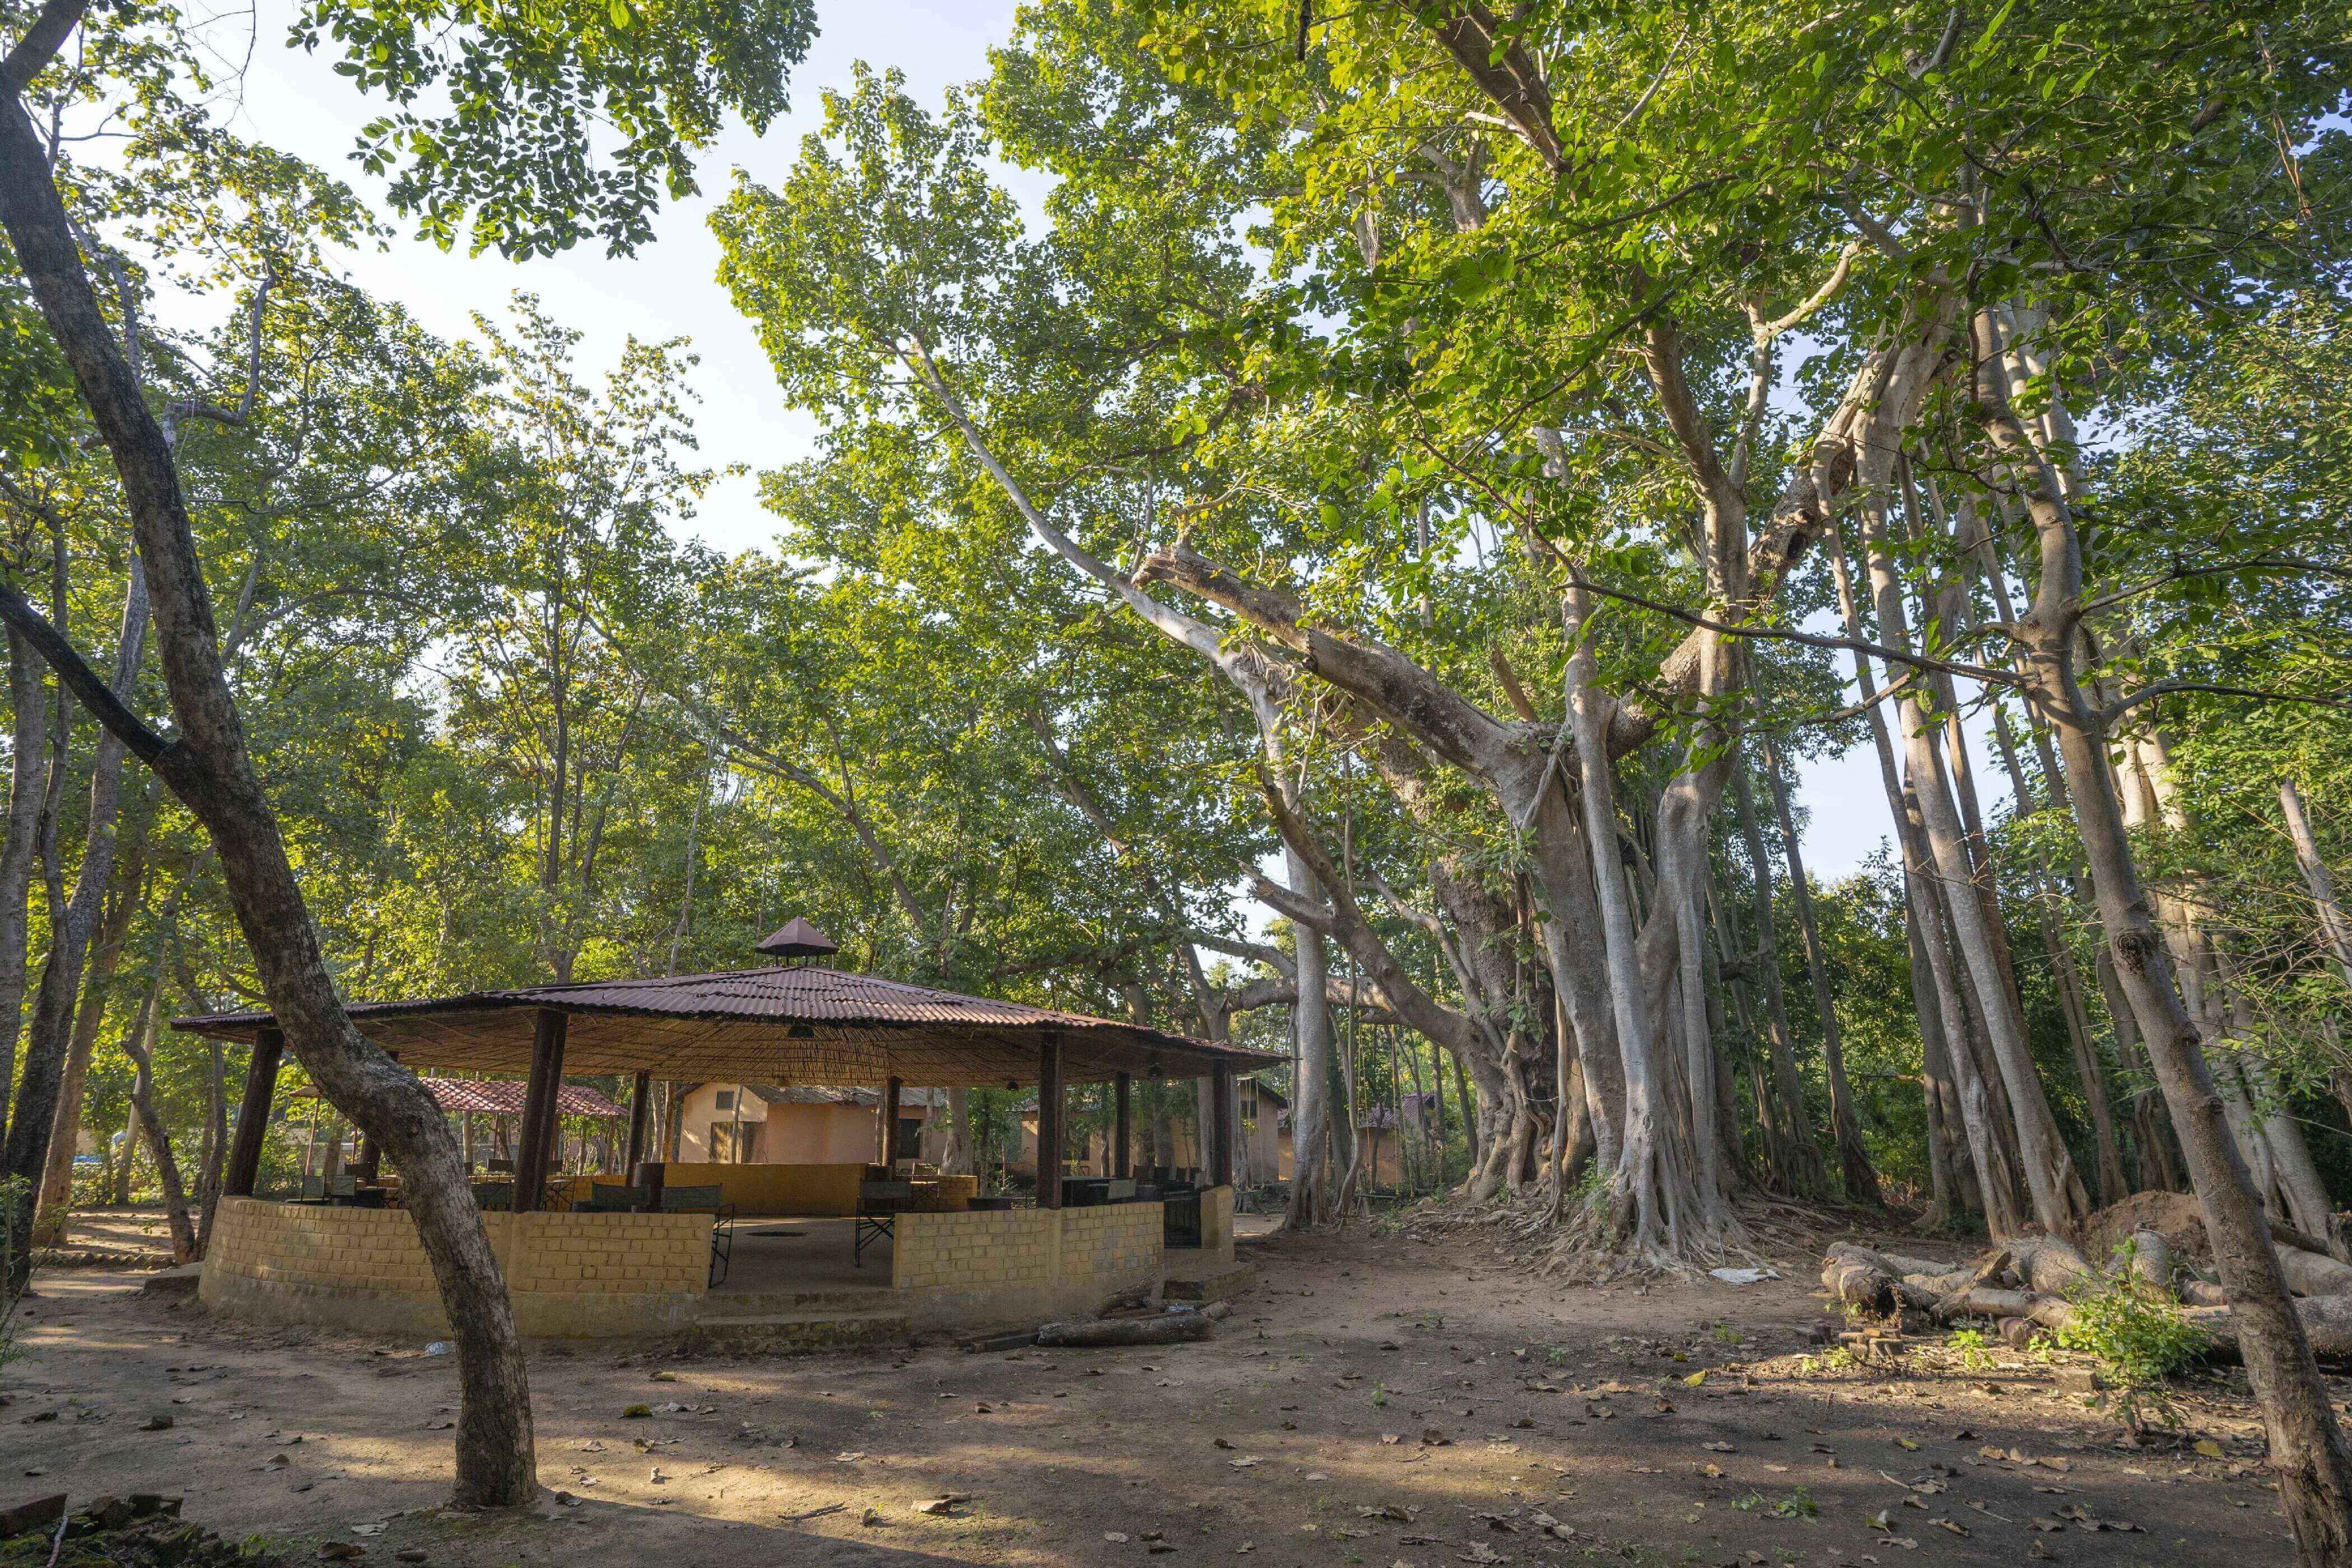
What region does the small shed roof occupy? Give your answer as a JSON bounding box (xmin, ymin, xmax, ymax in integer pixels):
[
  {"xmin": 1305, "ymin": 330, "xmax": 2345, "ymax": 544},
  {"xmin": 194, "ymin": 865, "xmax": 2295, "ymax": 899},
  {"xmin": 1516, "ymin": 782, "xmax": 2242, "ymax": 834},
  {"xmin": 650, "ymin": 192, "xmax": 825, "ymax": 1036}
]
[
  {"xmin": 740, "ymin": 1083, "xmax": 947, "ymax": 1110},
  {"xmin": 175, "ymin": 963, "xmax": 1267, "ymax": 1088}
]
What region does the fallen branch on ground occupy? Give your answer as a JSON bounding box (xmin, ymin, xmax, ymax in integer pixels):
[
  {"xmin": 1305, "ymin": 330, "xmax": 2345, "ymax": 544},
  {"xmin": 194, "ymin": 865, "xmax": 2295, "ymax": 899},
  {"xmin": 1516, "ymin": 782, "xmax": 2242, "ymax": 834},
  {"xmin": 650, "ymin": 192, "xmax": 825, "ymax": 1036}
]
[{"xmin": 1036, "ymin": 1313, "xmax": 1215, "ymax": 1347}]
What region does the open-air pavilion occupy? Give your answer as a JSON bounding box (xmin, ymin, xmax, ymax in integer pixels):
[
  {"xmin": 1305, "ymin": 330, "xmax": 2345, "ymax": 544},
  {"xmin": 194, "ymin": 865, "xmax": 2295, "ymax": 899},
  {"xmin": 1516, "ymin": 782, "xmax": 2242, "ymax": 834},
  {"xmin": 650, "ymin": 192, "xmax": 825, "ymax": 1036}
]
[{"xmin": 174, "ymin": 922, "xmax": 1269, "ymax": 1341}]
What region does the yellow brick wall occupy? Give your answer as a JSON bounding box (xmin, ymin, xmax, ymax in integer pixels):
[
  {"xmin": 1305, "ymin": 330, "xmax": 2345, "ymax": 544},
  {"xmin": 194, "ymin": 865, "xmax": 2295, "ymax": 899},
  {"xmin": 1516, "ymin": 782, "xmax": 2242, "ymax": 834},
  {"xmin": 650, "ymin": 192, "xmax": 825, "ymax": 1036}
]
[
  {"xmin": 888, "ymin": 1202, "xmax": 1166, "ymax": 1331},
  {"xmin": 202, "ymin": 1197, "xmax": 709, "ymax": 1338},
  {"xmin": 653, "ymin": 1161, "xmax": 864, "ymax": 1215},
  {"xmin": 890, "ymin": 1207, "xmax": 1061, "ymax": 1292}
]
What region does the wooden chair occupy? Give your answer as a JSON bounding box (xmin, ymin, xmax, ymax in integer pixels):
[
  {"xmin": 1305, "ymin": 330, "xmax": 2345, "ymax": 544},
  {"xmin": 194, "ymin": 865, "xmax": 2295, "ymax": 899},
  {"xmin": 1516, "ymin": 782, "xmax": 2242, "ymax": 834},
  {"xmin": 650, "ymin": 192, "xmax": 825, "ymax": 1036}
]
[
  {"xmin": 658, "ymin": 1184, "xmax": 735, "ymax": 1286},
  {"xmin": 855, "ymin": 1179, "xmax": 912, "ymax": 1268}
]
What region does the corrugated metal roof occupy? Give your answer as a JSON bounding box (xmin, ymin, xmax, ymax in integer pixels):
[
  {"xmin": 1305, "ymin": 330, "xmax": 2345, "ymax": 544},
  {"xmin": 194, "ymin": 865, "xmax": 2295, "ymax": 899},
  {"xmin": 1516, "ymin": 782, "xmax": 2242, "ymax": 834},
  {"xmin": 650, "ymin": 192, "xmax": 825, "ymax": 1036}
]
[
  {"xmin": 185, "ymin": 965, "xmax": 1213, "ymax": 1039},
  {"xmin": 171, "ymin": 963, "xmax": 1271, "ymax": 1087}
]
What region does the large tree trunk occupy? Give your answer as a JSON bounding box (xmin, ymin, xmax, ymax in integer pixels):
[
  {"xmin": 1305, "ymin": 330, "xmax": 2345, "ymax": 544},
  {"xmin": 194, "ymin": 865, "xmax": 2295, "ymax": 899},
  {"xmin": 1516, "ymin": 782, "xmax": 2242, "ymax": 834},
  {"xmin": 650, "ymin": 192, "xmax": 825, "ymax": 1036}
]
[
  {"xmin": 111, "ymin": 1096, "xmax": 138, "ymax": 1205},
  {"xmin": 1910, "ymin": 908, "xmax": 1962, "ymax": 1225},
  {"xmin": 1979, "ymin": 307, "xmax": 2352, "ymax": 1566},
  {"xmin": 1760, "ymin": 738, "xmax": 1880, "ymax": 1205},
  {"xmin": 1562, "ymin": 586, "xmax": 1715, "ymax": 1258},
  {"xmin": 0, "ymin": 84, "xmax": 538, "ymax": 1508},
  {"xmin": 1731, "ymin": 758, "xmax": 1824, "ymax": 1194},
  {"xmin": 942, "ymin": 1086, "xmax": 973, "ymax": 1176},
  {"xmin": 1284, "ymin": 846, "xmax": 1336, "ymax": 1229},
  {"xmin": 0, "ymin": 628, "xmax": 50, "ymax": 1147}
]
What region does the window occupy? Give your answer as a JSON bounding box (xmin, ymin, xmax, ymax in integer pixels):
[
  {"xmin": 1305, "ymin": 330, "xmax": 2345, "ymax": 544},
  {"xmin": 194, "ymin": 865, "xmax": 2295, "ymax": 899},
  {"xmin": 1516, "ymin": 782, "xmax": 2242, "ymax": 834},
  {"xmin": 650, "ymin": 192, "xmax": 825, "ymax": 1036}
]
[
  {"xmin": 1242, "ymin": 1098, "xmax": 1259, "ymax": 1119},
  {"xmin": 895, "ymin": 1117, "xmax": 923, "ymax": 1160},
  {"xmin": 714, "ymin": 1089, "xmax": 735, "ymax": 1111}
]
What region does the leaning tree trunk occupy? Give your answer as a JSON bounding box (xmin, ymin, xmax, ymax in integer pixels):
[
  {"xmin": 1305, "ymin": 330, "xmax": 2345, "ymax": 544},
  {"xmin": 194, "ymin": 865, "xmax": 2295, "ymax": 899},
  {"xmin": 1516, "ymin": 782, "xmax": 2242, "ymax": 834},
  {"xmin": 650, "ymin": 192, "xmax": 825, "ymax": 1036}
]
[
  {"xmin": 118, "ymin": 983, "xmax": 193, "ymax": 1263},
  {"xmin": 2, "ymin": 558, "xmax": 147, "ymax": 1231},
  {"xmin": 1980, "ymin": 306, "xmax": 2352, "ymax": 1568},
  {"xmin": 1825, "ymin": 524, "xmax": 2022, "ymax": 1233},
  {"xmin": 1856, "ymin": 499, "xmax": 2090, "ymax": 1238},
  {"xmin": 2285, "ymin": 779, "xmax": 2352, "ymax": 989},
  {"xmin": 32, "ymin": 794, "xmax": 151, "ymax": 1244},
  {"xmin": 0, "ymin": 85, "xmax": 538, "ymax": 1508},
  {"xmin": 0, "ymin": 628, "xmax": 50, "ymax": 1147}
]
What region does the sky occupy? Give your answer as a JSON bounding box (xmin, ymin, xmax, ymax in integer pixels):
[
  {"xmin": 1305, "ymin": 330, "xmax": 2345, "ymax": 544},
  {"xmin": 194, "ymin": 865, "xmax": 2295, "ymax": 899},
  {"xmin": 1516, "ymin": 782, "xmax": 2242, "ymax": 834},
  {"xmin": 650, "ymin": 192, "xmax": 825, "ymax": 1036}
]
[{"xmin": 218, "ymin": 0, "xmax": 1985, "ymax": 885}]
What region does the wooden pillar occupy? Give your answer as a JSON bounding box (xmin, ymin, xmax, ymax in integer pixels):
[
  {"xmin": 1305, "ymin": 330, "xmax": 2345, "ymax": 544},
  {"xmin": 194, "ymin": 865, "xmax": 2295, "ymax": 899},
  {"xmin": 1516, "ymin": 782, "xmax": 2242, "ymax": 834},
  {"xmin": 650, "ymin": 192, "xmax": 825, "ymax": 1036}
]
[
  {"xmin": 625, "ymin": 1070, "xmax": 652, "ymax": 1173},
  {"xmin": 513, "ymin": 1008, "xmax": 567, "ymax": 1212},
  {"xmin": 879, "ymin": 1075, "xmax": 903, "ymax": 1169},
  {"xmin": 1114, "ymin": 1071, "xmax": 1132, "ymax": 1180},
  {"xmin": 1210, "ymin": 1062, "xmax": 1235, "ymax": 1188},
  {"xmin": 223, "ymin": 1026, "xmax": 284, "ymax": 1198},
  {"xmin": 1037, "ymin": 1034, "xmax": 1064, "ymax": 1210}
]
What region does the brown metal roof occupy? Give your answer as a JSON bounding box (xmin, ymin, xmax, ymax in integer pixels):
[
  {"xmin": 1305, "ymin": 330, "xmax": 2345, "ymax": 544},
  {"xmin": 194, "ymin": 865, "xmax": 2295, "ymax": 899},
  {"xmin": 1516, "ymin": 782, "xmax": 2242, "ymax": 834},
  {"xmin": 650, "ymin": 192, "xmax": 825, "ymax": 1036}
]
[{"xmin": 172, "ymin": 963, "xmax": 1268, "ymax": 1087}]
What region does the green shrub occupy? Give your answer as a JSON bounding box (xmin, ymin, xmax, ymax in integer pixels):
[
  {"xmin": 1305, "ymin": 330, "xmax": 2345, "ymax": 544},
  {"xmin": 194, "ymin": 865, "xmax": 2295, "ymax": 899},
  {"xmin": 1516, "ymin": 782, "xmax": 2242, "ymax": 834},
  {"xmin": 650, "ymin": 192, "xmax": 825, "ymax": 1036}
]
[{"xmin": 2056, "ymin": 1256, "xmax": 2211, "ymax": 1428}]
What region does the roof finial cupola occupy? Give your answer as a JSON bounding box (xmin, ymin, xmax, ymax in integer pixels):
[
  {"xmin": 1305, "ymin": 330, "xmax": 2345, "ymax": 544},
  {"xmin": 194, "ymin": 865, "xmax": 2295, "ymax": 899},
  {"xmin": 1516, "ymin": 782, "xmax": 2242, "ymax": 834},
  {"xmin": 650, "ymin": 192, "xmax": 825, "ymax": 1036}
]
[{"xmin": 754, "ymin": 916, "xmax": 839, "ymax": 965}]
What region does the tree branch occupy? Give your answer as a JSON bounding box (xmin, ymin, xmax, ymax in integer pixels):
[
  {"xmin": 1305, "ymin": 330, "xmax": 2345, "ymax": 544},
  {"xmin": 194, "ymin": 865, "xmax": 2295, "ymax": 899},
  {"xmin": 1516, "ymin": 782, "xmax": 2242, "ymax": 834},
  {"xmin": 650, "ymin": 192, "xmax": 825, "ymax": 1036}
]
[
  {"xmin": 1568, "ymin": 571, "xmax": 2024, "ymax": 688},
  {"xmin": 2099, "ymin": 680, "xmax": 2350, "ymax": 727},
  {"xmin": 0, "ymin": 0, "xmax": 88, "ymax": 95},
  {"xmin": 0, "ymin": 576, "xmax": 179, "ymax": 774}
]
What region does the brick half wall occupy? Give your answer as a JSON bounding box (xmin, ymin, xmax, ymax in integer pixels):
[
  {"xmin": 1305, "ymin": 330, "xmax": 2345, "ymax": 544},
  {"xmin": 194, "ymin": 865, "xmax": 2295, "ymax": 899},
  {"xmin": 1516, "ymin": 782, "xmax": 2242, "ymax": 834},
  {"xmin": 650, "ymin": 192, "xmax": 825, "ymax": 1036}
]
[
  {"xmin": 889, "ymin": 1201, "xmax": 1165, "ymax": 1331},
  {"xmin": 202, "ymin": 1197, "xmax": 711, "ymax": 1338}
]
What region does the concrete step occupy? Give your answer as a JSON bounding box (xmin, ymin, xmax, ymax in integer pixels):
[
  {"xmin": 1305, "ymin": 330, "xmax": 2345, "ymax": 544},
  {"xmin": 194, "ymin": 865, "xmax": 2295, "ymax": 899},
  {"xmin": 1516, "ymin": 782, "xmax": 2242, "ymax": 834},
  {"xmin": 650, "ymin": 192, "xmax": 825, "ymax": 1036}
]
[
  {"xmin": 688, "ymin": 1308, "xmax": 914, "ymax": 1352},
  {"xmin": 1162, "ymin": 1262, "xmax": 1255, "ymax": 1303},
  {"xmin": 704, "ymin": 1287, "xmax": 898, "ymax": 1315}
]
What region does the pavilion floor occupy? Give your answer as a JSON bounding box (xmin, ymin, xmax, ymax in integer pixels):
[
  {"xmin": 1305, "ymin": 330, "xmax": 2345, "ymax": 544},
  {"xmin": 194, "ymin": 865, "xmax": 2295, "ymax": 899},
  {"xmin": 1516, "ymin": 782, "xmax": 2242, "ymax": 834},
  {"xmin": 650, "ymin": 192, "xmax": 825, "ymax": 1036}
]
[{"xmin": 709, "ymin": 1216, "xmax": 892, "ymax": 1301}]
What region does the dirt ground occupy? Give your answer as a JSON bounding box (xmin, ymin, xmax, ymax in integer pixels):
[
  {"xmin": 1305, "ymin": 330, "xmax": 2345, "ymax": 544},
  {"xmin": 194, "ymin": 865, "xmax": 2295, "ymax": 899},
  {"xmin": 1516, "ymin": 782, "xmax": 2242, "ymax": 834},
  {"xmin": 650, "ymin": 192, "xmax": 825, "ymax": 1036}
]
[{"xmin": 1, "ymin": 1208, "xmax": 2314, "ymax": 1567}]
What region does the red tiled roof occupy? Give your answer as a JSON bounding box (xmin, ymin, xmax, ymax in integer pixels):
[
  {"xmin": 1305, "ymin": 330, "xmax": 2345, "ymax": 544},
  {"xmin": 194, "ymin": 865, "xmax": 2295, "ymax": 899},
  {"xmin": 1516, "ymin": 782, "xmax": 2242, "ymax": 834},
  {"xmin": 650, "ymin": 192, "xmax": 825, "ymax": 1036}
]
[
  {"xmin": 292, "ymin": 1076, "xmax": 623, "ymax": 1118},
  {"xmin": 421, "ymin": 1077, "xmax": 623, "ymax": 1117}
]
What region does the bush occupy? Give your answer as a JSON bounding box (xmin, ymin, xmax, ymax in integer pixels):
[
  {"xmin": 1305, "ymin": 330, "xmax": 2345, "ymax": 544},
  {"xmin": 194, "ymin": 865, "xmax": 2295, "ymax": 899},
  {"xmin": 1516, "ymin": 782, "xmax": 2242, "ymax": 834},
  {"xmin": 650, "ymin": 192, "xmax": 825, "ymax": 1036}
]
[{"xmin": 2056, "ymin": 1253, "xmax": 2211, "ymax": 1428}]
